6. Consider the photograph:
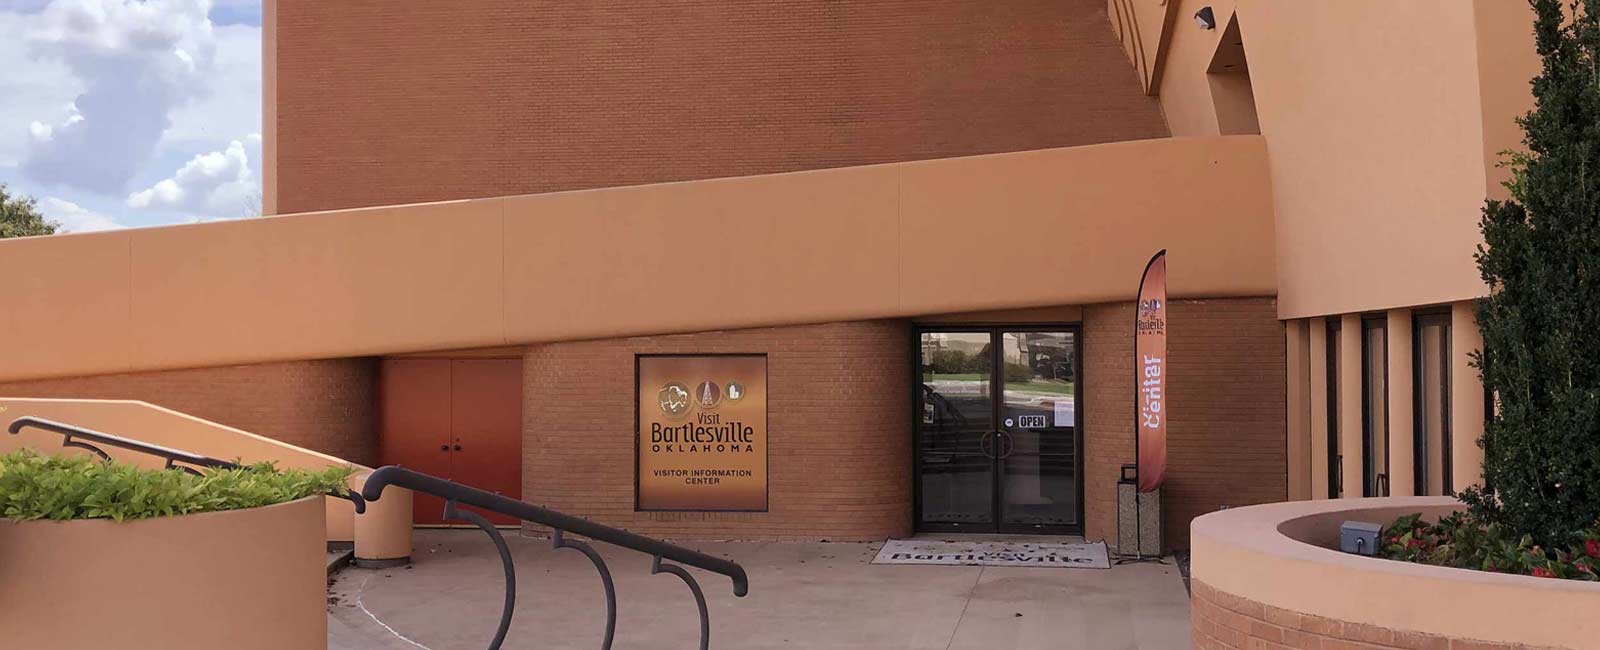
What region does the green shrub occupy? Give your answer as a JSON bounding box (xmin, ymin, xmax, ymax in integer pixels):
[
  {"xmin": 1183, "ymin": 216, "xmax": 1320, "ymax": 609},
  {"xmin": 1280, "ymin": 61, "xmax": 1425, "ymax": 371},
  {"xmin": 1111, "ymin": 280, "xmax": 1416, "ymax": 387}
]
[
  {"xmin": 1380, "ymin": 511, "xmax": 1600, "ymax": 581},
  {"xmin": 0, "ymin": 449, "xmax": 351, "ymax": 522},
  {"xmin": 1471, "ymin": 0, "xmax": 1600, "ymax": 548}
]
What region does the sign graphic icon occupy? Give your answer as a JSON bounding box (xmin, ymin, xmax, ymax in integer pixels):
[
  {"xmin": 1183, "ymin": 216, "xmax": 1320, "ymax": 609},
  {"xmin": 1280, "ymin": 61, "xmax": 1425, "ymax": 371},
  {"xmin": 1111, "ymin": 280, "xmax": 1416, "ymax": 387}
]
[
  {"xmin": 658, "ymin": 382, "xmax": 691, "ymax": 417},
  {"xmin": 725, "ymin": 381, "xmax": 745, "ymax": 403},
  {"xmin": 695, "ymin": 380, "xmax": 722, "ymax": 409}
]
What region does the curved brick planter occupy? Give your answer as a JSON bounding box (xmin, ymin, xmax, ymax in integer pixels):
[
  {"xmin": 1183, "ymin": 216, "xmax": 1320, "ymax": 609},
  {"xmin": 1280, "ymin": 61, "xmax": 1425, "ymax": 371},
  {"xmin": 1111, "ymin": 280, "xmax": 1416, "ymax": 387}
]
[
  {"xmin": 0, "ymin": 496, "xmax": 327, "ymax": 650},
  {"xmin": 1190, "ymin": 497, "xmax": 1600, "ymax": 650}
]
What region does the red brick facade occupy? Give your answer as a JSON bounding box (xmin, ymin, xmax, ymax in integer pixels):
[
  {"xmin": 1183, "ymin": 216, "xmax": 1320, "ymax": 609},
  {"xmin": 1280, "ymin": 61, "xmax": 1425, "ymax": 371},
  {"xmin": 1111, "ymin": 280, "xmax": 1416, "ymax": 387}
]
[
  {"xmin": 0, "ymin": 360, "xmax": 379, "ymax": 466},
  {"xmin": 518, "ymin": 299, "xmax": 1283, "ymax": 544},
  {"xmin": 0, "ymin": 300, "xmax": 1281, "ymax": 545},
  {"xmin": 522, "ymin": 320, "xmax": 912, "ymax": 541},
  {"xmin": 1191, "ymin": 580, "xmax": 1561, "ymax": 650},
  {"xmin": 271, "ymin": 0, "xmax": 1168, "ymax": 213},
  {"xmin": 1084, "ymin": 298, "xmax": 1287, "ymax": 549}
]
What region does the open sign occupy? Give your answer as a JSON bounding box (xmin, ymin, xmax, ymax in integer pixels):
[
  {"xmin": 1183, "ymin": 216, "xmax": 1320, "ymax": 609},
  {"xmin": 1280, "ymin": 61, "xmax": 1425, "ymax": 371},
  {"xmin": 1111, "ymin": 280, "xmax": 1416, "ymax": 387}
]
[{"xmin": 1016, "ymin": 415, "xmax": 1047, "ymax": 428}]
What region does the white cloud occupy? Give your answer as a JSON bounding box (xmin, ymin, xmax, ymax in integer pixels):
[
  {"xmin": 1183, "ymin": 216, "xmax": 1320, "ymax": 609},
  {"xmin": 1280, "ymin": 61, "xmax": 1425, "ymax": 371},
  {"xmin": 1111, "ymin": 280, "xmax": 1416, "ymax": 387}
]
[
  {"xmin": 127, "ymin": 133, "xmax": 258, "ymax": 216},
  {"xmin": 20, "ymin": 0, "xmax": 220, "ymax": 194},
  {"xmin": 38, "ymin": 196, "xmax": 123, "ymax": 232},
  {"xmin": 162, "ymin": 21, "xmax": 258, "ymax": 149}
]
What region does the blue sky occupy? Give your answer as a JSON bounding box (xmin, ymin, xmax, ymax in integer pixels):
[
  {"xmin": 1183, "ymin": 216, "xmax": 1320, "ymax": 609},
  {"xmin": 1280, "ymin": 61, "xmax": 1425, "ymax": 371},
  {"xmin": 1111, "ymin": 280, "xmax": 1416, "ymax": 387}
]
[{"xmin": 0, "ymin": 0, "xmax": 263, "ymax": 231}]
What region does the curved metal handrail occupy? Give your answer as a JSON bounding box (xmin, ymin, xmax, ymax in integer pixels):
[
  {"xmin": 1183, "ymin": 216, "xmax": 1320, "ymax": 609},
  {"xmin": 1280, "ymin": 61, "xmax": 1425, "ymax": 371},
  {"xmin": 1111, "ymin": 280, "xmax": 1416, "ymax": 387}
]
[
  {"xmin": 361, "ymin": 464, "xmax": 749, "ymax": 650},
  {"xmin": 7, "ymin": 416, "xmax": 365, "ymax": 513}
]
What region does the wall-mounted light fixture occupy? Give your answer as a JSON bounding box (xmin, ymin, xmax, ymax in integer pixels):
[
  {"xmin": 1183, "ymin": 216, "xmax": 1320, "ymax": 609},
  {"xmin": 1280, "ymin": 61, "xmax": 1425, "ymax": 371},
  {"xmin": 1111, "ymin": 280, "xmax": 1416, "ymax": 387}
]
[{"xmin": 1194, "ymin": 6, "xmax": 1216, "ymax": 30}]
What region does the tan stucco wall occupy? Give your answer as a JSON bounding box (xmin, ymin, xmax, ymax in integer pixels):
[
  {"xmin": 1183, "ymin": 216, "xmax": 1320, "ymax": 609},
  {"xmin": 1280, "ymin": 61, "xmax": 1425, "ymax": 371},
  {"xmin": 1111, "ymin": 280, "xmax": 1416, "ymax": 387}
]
[
  {"xmin": 1474, "ymin": 0, "xmax": 1541, "ymax": 202},
  {"xmin": 1147, "ymin": 1, "xmax": 1538, "ymax": 319},
  {"xmin": 1240, "ymin": 1, "xmax": 1494, "ymax": 319},
  {"xmin": 0, "ymin": 496, "xmax": 327, "ymax": 650},
  {"xmin": 1148, "ymin": 0, "xmax": 1239, "ymax": 137},
  {"xmin": 0, "ymin": 136, "xmax": 1275, "ymax": 384},
  {"xmin": 1192, "ymin": 498, "xmax": 1600, "ymax": 649}
]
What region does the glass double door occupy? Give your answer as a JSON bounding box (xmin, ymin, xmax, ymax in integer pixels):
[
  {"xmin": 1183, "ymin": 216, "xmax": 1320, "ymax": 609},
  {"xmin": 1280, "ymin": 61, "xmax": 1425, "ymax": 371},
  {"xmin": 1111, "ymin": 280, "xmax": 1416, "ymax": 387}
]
[{"xmin": 915, "ymin": 327, "xmax": 1082, "ymax": 534}]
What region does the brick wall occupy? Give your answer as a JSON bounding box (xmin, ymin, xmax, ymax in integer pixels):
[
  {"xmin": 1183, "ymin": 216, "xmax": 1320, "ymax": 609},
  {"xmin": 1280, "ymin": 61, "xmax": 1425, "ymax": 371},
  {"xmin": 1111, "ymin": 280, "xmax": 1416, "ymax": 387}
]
[
  {"xmin": 522, "ymin": 320, "xmax": 911, "ymax": 541},
  {"xmin": 1191, "ymin": 580, "xmax": 1559, "ymax": 650},
  {"xmin": 1084, "ymin": 298, "xmax": 1287, "ymax": 549},
  {"xmin": 272, "ymin": 0, "xmax": 1168, "ymax": 213},
  {"xmin": 0, "ymin": 360, "xmax": 379, "ymax": 466}
]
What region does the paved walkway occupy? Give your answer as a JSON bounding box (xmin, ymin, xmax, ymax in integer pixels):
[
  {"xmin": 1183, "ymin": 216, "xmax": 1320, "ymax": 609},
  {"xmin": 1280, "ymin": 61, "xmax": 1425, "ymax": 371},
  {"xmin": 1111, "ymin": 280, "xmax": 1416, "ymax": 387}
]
[{"xmin": 329, "ymin": 529, "xmax": 1191, "ymax": 650}]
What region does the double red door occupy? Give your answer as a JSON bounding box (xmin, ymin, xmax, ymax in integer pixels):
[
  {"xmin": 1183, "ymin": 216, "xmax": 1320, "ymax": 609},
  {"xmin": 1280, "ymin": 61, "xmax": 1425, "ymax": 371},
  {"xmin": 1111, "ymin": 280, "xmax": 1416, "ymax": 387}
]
[{"xmin": 379, "ymin": 358, "xmax": 523, "ymax": 526}]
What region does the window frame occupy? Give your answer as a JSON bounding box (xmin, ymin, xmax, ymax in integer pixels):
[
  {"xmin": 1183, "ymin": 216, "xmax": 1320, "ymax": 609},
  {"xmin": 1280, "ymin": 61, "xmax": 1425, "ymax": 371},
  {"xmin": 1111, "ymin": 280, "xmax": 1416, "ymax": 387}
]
[
  {"xmin": 1360, "ymin": 314, "xmax": 1389, "ymax": 497},
  {"xmin": 1411, "ymin": 308, "xmax": 1453, "ymax": 496}
]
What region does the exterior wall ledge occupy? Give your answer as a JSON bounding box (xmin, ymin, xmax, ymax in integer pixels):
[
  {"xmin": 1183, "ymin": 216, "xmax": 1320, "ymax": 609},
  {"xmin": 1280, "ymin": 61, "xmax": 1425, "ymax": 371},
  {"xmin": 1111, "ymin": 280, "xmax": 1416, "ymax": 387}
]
[{"xmin": 1191, "ymin": 497, "xmax": 1600, "ymax": 649}]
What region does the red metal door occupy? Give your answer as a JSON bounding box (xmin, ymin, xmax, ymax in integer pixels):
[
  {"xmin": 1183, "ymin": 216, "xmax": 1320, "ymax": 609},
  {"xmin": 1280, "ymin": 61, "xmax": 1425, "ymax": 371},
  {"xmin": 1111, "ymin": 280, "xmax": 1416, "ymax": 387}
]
[
  {"xmin": 378, "ymin": 359, "xmax": 453, "ymax": 525},
  {"xmin": 448, "ymin": 359, "xmax": 524, "ymax": 526}
]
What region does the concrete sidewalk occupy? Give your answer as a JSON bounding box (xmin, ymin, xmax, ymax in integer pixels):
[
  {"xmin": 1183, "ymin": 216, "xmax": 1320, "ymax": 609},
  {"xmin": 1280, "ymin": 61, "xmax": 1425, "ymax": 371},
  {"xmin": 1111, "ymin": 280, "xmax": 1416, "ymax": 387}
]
[{"xmin": 329, "ymin": 529, "xmax": 1190, "ymax": 650}]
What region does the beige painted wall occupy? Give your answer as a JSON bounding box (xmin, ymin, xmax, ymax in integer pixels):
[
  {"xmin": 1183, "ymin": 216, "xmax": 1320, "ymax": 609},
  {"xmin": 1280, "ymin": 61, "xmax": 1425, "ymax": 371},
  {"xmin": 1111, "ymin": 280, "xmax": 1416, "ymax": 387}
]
[
  {"xmin": 1151, "ymin": 0, "xmax": 1239, "ymax": 137},
  {"xmin": 1338, "ymin": 314, "xmax": 1362, "ymax": 498},
  {"xmin": 1239, "ymin": 0, "xmax": 1494, "ymax": 319},
  {"xmin": 1451, "ymin": 301, "xmax": 1487, "ymax": 492},
  {"xmin": 1307, "ymin": 319, "xmax": 1329, "ymax": 500},
  {"xmin": 1148, "ymin": 1, "xmax": 1538, "ymax": 318},
  {"xmin": 1474, "ymin": 0, "xmax": 1541, "ymax": 201},
  {"xmin": 0, "ymin": 136, "xmax": 1276, "ymax": 383},
  {"xmin": 1385, "ymin": 309, "xmax": 1415, "ymax": 497},
  {"xmin": 0, "ymin": 496, "xmax": 326, "ymax": 650}
]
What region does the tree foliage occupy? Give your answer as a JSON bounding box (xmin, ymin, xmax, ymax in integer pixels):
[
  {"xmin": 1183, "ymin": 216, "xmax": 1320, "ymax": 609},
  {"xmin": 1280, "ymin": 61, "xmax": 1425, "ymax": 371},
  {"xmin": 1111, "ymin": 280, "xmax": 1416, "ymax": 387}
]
[
  {"xmin": 0, "ymin": 184, "xmax": 58, "ymax": 238},
  {"xmin": 1469, "ymin": 0, "xmax": 1600, "ymax": 547}
]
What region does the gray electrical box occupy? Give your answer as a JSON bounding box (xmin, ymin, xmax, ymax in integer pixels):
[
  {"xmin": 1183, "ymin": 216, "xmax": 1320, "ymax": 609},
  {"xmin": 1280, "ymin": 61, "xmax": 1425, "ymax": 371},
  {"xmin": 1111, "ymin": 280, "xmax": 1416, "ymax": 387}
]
[{"xmin": 1340, "ymin": 521, "xmax": 1382, "ymax": 556}]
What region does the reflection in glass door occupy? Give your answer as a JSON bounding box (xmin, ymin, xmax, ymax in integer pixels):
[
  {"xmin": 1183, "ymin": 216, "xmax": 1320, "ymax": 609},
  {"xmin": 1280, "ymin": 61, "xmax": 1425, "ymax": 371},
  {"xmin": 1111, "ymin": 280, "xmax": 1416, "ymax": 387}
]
[
  {"xmin": 916, "ymin": 332, "xmax": 995, "ymax": 528},
  {"xmin": 999, "ymin": 331, "xmax": 1079, "ymax": 529},
  {"xmin": 915, "ymin": 327, "xmax": 1081, "ymax": 534}
]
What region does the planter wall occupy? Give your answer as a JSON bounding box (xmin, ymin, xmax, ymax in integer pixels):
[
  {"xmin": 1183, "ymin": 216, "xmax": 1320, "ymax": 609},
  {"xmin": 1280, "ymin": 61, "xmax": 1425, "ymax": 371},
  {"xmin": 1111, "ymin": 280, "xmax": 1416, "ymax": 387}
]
[
  {"xmin": 1190, "ymin": 497, "xmax": 1600, "ymax": 650},
  {"xmin": 0, "ymin": 495, "xmax": 327, "ymax": 650}
]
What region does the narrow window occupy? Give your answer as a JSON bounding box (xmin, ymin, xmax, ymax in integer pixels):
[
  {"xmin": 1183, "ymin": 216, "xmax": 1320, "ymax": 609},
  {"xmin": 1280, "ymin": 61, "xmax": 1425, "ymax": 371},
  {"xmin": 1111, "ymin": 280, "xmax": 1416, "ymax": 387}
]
[
  {"xmin": 1361, "ymin": 316, "xmax": 1389, "ymax": 497},
  {"xmin": 1412, "ymin": 311, "xmax": 1452, "ymax": 495},
  {"xmin": 1325, "ymin": 318, "xmax": 1342, "ymax": 497}
]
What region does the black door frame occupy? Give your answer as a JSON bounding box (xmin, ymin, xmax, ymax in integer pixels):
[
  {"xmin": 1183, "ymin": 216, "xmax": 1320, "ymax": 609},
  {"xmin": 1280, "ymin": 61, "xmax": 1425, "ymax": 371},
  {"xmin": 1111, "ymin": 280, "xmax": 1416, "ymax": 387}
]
[{"xmin": 910, "ymin": 323, "xmax": 1085, "ymax": 535}]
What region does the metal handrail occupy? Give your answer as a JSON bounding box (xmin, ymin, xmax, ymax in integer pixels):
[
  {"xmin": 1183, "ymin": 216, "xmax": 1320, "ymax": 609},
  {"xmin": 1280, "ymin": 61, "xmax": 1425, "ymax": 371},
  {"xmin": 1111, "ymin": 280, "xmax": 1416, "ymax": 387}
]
[
  {"xmin": 361, "ymin": 464, "xmax": 749, "ymax": 650},
  {"xmin": 7, "ymin": 416, "xmax": 364, "ymax": 513}
]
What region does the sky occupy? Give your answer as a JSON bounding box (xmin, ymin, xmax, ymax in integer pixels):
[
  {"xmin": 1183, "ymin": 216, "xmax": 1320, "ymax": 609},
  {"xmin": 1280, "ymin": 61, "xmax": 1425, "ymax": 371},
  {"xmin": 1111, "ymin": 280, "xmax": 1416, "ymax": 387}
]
[{"xmin": 0, "ymin": 0, "xmax": 263, "ymax": 232}]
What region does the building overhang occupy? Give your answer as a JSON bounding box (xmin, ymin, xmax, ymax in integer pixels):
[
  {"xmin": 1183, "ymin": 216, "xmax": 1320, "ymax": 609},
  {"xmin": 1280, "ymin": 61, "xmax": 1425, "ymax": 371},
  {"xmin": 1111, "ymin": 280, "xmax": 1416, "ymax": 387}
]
[{"xmin": 0, "ymin": 135, "xmax": 1275, "ymax": 382}]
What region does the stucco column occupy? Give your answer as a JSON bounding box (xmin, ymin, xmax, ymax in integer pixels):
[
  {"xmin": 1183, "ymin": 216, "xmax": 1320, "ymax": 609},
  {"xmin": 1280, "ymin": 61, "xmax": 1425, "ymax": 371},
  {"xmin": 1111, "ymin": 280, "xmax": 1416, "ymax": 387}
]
[
  {"xmin": 1386, "ymin": 309, "xmax": 1415, "ymax": 496},
  {"xmin": 1285, "ymin": 319, "xmax": 1312, "ymax": 501},
  {"xmin": 1339, "ymin": 314, "xmax": 1363, "ymax": 498},
  {"xmin": 1451, "ymin": 301, "xmax": 1486, "ymax": 491},
  {"xmin": 1308, "ymin": 321, "xmax": 1330, "ymax": 499}
]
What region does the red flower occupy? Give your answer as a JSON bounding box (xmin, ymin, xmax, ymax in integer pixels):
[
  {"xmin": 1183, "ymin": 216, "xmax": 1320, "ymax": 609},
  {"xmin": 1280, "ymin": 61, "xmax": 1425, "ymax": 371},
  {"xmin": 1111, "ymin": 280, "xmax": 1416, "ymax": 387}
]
[
  {"xmin": 1585, "ymin": 539, "xmax": 1600, "ymax": 558},
  {"xmin": 1532, "ymin": 567, "xmax": 1556, "ymax": 578}
]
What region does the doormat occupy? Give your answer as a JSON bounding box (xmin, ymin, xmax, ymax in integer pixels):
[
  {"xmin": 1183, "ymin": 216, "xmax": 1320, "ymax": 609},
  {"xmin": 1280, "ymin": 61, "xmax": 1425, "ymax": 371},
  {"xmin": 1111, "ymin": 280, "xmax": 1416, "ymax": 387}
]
[{"xmin": 871, "ymin": 539, "xmax": 1110, "ymax": 569}]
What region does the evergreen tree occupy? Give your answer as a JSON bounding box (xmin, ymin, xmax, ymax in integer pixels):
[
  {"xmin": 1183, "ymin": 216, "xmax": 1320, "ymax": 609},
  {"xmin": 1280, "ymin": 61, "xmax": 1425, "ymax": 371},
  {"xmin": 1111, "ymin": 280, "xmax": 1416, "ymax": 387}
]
[
  {"xmin": 0, "ymin": 184, "xmax": 58, "ymax": 239},
  {"xmin": 1472, "ymin": 0, "xmax": 1600, "ymax": 546}
]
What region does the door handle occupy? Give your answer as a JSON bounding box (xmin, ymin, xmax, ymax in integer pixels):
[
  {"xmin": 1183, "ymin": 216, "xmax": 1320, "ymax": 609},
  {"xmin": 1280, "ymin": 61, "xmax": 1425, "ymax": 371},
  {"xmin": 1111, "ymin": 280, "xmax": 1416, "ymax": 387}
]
[
  {"xmin": 979, "ymin": 431, "xmax": 997, "ymax": 459},
  {"xmin": 440, "ymin": 444, "xmax": 449, "ymax": 452},
  {"xmin": 453, "ymin": 443, "xmax": 463, "ymax": 452},
  {"xmin": 996, "ymin": 431, "xmax": 1015, "ymax": 459}
]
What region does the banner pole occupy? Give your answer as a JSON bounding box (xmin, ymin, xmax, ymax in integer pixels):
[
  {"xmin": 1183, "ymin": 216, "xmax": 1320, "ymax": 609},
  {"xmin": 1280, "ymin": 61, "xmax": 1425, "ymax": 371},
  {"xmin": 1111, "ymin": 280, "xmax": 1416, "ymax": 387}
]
[{"xmin": 1118, "ymin": 250, "xmax": 1167, "ymax": 565}]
